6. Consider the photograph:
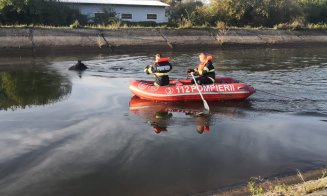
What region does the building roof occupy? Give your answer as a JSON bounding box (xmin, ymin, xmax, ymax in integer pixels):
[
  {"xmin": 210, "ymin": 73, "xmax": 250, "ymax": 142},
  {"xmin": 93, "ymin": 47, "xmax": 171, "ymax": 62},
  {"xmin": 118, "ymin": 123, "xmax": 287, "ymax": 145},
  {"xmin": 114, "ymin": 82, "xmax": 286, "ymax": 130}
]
[{"xmin": 60, "ymin": 0, "xmax": 169, "ymax": 7}]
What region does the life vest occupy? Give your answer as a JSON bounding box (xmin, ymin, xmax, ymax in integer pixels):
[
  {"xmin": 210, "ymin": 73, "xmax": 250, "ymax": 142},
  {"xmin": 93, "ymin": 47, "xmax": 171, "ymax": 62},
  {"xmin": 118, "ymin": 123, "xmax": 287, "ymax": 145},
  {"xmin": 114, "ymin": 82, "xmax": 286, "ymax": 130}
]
[
  {"xmin": 197, "ymin": 62, "xmax": 206, "ymax": 73},
  {"xmin": 195, "ymin": 55, "xmax": 215, "ymax": 83},
  {"xmin": 154, "ymin": 57, "xmax": 172, "ymax": 76},
  {"xmin": 197, "ymin": 55, "xmax": 214, "ymax": 76}
]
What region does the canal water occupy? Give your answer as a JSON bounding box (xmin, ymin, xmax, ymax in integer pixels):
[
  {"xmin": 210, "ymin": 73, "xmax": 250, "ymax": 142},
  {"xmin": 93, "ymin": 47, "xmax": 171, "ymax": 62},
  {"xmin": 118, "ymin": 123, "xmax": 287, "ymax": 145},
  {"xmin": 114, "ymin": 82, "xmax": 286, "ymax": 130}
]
[{"xmin": 0, "ymin": 47, "xmax": 327, "ymax": 196}]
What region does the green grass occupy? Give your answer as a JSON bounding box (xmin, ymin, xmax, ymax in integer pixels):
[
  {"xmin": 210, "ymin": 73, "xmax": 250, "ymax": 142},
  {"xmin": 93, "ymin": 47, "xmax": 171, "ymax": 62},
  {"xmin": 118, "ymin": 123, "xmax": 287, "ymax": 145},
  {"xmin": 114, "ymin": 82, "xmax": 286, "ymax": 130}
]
[{"xmin": 248, "ymin": 181, "xmax": 264, "ymax": 195}]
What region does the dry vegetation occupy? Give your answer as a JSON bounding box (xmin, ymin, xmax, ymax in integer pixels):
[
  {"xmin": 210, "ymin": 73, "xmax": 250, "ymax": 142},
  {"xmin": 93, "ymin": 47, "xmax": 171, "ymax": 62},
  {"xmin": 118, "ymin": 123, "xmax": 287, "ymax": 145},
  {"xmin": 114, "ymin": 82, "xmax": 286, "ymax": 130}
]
[{"xmin": 248, "ymin": 170, "xmax": 327, "ymax": 196}]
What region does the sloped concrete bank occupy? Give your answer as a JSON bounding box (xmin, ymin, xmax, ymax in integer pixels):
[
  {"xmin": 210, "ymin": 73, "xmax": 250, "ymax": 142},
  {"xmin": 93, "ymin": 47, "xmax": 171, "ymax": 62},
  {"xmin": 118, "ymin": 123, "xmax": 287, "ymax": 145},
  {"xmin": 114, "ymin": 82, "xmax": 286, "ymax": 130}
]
[{"xmin": 0, "ymin": 28, "xmax": 327, "ymax": 54}]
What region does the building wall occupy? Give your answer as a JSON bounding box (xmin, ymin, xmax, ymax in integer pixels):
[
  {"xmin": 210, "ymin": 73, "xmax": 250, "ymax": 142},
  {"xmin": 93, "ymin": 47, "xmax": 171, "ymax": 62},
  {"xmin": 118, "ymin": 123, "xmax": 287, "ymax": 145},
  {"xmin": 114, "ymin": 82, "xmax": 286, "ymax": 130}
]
[{"xmin": 70, "ymin": 4, "xmax": 168, "ymax": 23}]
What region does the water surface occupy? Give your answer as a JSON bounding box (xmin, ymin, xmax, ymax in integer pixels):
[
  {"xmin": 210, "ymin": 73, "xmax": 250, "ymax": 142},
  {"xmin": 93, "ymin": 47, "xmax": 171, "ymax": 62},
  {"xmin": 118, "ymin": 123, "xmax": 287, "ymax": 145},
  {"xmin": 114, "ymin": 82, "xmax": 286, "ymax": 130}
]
[{"xmin": 0, "ymin": 47, "xmax": 327, "ymax": 196}]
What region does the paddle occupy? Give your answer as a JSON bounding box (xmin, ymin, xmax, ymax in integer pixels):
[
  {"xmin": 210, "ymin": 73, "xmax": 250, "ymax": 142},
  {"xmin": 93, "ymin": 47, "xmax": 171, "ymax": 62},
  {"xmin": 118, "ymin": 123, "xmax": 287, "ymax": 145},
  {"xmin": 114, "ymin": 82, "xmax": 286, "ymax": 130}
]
[{"xmin": 190, "ymin": 73, "xmax": 210, "ymax": 112}]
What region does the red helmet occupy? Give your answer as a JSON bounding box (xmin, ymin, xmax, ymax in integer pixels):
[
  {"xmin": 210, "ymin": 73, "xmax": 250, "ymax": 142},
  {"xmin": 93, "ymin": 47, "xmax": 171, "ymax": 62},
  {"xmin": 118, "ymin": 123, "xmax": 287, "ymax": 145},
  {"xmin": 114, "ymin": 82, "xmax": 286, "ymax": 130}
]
[
  {"xmin": 204, "ymin": 126, "xmax": 210, "ymax": 132},
  {"xmin": 153, "ymin": 126, "xmax": 167, "ymax": 134}
]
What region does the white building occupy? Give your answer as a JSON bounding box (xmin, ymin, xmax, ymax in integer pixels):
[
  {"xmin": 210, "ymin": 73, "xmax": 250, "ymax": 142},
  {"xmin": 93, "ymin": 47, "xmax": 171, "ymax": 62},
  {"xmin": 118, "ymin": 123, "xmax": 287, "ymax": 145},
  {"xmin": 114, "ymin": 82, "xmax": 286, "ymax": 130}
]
[{"xmin": 60, "ymin": 0, "xmax": 169, "ymax": 23}]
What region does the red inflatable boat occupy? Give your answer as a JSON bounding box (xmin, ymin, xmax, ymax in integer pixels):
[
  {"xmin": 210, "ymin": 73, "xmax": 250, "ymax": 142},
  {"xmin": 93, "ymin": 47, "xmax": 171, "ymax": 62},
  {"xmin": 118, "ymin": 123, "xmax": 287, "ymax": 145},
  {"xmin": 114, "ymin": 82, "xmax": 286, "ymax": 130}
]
[{"xmin": 129, "ymin": 77, "xmax": 255, "ymax": 102}]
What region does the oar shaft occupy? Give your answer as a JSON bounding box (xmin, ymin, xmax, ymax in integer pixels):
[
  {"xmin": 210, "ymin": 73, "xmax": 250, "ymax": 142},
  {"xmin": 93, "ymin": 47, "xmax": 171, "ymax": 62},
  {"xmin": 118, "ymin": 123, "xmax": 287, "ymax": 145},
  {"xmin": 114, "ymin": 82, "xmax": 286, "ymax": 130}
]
[
  {"xmin": 192, "ymin": 75, "xmax": 205, "ymax": 100},
  {"xmin": 191, "ymin": 73, "xmax": 210, "ymax": 112}
]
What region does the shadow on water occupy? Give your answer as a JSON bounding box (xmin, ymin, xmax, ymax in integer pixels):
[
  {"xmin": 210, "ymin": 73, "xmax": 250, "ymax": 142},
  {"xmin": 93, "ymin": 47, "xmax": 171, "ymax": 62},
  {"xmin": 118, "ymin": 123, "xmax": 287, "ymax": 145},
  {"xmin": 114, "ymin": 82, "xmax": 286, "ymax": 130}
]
[{"xmin": 0, "ymin": 65, "xmax": 72, "ymax": 111}]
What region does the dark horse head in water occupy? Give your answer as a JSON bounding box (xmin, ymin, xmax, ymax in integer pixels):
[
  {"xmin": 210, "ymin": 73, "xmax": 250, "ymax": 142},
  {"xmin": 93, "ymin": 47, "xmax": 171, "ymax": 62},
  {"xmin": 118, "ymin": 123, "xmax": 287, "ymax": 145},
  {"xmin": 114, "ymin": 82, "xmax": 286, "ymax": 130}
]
[{"xmin": 69, "ymin": 60, "xmax": 88, "ymax": 71}]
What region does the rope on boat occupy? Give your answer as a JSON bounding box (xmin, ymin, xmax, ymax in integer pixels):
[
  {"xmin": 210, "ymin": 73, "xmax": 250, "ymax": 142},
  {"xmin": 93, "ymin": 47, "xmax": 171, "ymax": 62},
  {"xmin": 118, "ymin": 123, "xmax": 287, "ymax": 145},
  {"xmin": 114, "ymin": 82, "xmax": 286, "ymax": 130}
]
[{"xmin": 256, "ymin": 89, "xmax": 311, "ymax": 101}]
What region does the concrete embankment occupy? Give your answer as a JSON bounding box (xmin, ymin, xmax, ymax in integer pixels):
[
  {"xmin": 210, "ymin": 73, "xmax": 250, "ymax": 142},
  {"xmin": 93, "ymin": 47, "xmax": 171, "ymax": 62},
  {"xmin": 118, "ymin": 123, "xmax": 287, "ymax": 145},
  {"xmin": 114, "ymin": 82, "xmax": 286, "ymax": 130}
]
[{"xmin": 0, "ymin": 28, "xmax": 327, "ymax": 54}]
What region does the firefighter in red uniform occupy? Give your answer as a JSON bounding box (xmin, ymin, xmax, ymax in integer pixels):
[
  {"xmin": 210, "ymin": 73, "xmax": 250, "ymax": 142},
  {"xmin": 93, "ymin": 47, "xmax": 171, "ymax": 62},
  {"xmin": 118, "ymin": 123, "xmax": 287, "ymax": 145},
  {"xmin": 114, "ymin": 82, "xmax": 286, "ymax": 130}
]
[
  {"xmin": 188, "ymin": 53, "xmax": 215, "ymax": 85},
  {"xmin": 144, "ymin": 54, "xmax": 173, "ymax": 86}
]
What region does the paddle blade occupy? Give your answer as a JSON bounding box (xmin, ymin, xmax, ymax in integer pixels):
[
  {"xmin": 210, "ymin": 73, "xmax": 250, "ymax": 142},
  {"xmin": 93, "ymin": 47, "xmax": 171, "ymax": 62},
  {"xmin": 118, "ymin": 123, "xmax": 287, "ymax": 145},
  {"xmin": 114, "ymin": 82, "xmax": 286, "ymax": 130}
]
[{"xmin": 203, "ymin": 100, "xmax": 210, "ymax": 112}]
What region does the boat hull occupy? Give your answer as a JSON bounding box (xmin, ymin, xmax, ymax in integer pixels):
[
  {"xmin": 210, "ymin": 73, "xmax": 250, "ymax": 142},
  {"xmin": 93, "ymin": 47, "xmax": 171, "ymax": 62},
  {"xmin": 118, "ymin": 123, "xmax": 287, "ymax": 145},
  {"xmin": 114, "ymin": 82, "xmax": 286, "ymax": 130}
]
[{"xmin": 129, "ymin": 77, "xmax": 255, "ymax": 102}]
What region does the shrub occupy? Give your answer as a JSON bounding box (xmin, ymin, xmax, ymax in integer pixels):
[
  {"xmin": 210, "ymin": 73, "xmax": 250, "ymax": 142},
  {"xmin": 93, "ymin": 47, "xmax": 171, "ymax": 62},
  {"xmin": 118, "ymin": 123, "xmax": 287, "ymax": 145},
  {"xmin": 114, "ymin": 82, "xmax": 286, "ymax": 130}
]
[
  {"xmin": 274, "ymin": 19, "xmax": 305, "ymax": 30},
  {"xmin": 93, "ymin": 8, "xmax": 116, "ymax": 24},
  {"xmin": 125, "ymin": 21, "xmax": 157, "ymax": 27},
  {"xmin": 216, "ymin": 21, "xmax": 227, "ymax": 30},
  {"xmin": 308, "ymin": 23, "xmax": 327, "ymax": 29},
  {"xmin": 178, "ymin": 18, "xmax": 193, "ymax": 29},
  {"xmin": 248, "ymin": 181, "xmax": 264, "ymax": 195},
  {"xmin": 105, "ymin": 20, "xmax": 128, "ymax": 29},
  {"xmin": 290, "ymin": 20, "xmax": 304, "ymax": 30},
  {"xmin": 274, "ymin": 23, "xmax": 289, "ymax": 30}
]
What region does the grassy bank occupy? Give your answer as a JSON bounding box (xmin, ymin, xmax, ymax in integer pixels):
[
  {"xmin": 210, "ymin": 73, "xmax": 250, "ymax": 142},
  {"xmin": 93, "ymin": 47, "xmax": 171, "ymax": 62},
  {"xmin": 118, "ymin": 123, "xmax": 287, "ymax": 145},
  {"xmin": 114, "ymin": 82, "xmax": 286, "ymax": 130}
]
[
  {"xmin": 1, "ymin": 22, "xmax": 327, "ymax": 30},
  {"xmin": 213, "ymin": 168, "xmax": 327, "ymax": 196},
  {"xmin": 248, "ymin": 170, "xmax": 327, "ymax": 195}
]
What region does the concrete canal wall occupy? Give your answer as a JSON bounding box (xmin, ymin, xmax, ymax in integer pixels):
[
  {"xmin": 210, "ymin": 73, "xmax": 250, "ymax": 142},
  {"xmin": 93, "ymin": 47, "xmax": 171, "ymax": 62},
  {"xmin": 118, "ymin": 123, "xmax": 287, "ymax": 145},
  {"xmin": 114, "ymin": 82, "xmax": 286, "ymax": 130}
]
[{"xmin": 0, "ymin": 28, "xmax": 327, "ymax": 53}]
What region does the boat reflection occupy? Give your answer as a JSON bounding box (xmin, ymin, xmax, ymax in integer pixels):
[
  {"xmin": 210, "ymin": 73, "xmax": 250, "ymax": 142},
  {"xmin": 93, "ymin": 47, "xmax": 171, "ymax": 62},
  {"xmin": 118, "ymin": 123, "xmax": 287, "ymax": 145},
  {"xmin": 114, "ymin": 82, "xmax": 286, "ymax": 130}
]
[
  {"xmin": 129, "ymin": 96, "xmax": 252, "ymax": 134},
  {"xmin": 0, "ymin": 69, "xmax": 72, "ymax": 111}
]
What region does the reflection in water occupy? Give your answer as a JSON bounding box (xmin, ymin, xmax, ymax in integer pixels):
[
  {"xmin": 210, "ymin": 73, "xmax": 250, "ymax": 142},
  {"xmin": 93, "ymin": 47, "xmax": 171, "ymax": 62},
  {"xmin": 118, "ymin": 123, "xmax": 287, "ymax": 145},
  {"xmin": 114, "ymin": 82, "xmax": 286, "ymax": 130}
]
[
  {"xmin": 192, "ymin": 113, "xmax": 211, "ymax": 134},
  {"xmin": 129, "ymin": 96, "xmax": 251, "ymax": 134},
  {"xmin": 149, "ymin": 111, "xmax": 172, "ymax": 134},
  {"xmin": 0, "ymin": 69, "xmax": 71, "ymax": 110}
]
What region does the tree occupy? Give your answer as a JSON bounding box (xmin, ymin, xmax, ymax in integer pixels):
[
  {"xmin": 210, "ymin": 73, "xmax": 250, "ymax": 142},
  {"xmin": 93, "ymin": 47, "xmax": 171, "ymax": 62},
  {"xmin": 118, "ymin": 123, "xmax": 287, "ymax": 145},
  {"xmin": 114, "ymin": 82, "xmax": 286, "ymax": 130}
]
[
  {"xmin": 297, "ymin": 0, "xmax": 327, "ymax": 23},
  {"xmin": 0, "ymin": 0, "xmax": 86, "ymax": 25},
  {"xmin": 93, "ymin": 7, "xmax": 116, "ymax": 24},
  {"xmin": 165, "ymin": 0, "xmax": 203, "ymax": 23},
  {"xmin": 209, "ymin": 0, "xmax": 302, "ymax": 27}
]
